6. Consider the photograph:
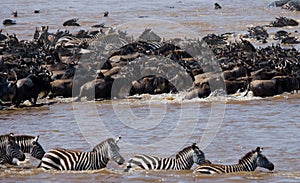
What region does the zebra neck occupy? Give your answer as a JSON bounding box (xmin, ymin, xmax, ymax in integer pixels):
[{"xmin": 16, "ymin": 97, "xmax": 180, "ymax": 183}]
[
  {"xmin": 224, "ymin": 161, "xmax": 256, "ymax": 173},
  {"xmin": 90, "ymin": 151, "xmax": 110, "ymax": 169},
  {"xmin": 0, "ymin": 155, "xmax": 13, "ymax": 165},
  {"xmin": 172, "ymin": 155, "xmax": 194, "ymax": 170},
  {"xmin": 16, "ymin": 138, "xmax": 34, "ymax": 153}
]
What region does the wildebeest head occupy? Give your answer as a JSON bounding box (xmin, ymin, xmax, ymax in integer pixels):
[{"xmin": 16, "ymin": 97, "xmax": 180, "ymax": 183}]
[{"xmin": 37, "ymin": 70, "xmax": 53, "ymax": 98}]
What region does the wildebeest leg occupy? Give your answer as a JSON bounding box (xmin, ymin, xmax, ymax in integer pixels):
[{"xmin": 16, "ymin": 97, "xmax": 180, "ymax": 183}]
[{"xmin": 32, "ymin": 96, "xmax": 38, "ymax": 106}]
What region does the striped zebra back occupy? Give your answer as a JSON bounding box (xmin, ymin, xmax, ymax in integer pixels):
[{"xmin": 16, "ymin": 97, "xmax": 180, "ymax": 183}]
[
  {"xmin": 0, "ymin": 133, "xmax": 26, "ymax": 165},
  {"xmin": 39, "ymin": 137, "xmax": 125, "ymax": 171},
  {"xmin": 193, "ymin": 147, "xmax": 275, "ymax": 174},
  {"xmin": 125, "ymin": 143, "xmax": 206, "ymax": 171}
]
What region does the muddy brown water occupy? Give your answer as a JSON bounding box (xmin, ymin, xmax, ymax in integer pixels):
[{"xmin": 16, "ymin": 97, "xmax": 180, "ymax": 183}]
[
  {"xmin": 1, "ymin": 93, "xmax": 300, "ymax": 182},
  {"xmin": 1, "ymin": 0, "xmax": 300, "ymax": 182}
]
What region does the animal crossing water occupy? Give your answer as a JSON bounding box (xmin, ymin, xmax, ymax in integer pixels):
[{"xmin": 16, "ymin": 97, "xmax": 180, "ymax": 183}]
[{"xmin": 1, "ymin": 0, "xmax": 300, "ymax": 182}]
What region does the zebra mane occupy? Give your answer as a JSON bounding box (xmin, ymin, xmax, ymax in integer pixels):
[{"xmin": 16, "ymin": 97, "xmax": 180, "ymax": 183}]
[
  {"xmin": 14, "ymin": 135, "xmax": 35, "ymax": 141},
  {"xmin": 175, "ymin": 144, "xmax": 197, "ymax": 159},
  {"xmin": 0, "ymin": 133, "xmax": 14, "ymax": 142},
  {"xmin": 0, "ymin": 133, "xmax": 15, "ymax": 150},
  {"xmin": 92, "ymin": 138, "xmax": 116, "ymax": 152},
  {"xmin": 238, "ymin": 148, "xmax": 259, "ymax": 164}
]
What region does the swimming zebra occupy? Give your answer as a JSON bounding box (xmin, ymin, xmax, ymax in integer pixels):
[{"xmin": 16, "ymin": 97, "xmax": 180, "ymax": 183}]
[
  {"xmin": 125, "ymin": 143, "xmax": 206, "ymax": 171},
  {"xmin": 55, "ymin": 31, "xmax": 107, "ymax": 49},
  {"xmin": 38, "ymin": 137, "xmax": 125, "ymax": 171},
  {"xmin": 0, "ymin": 133, "xmax": 26, "ymax": 165},
  {"xmin": 138, "ymin": 40, "xmax": 166, "ymax": 54},
  {"xmin": 89, "ymin": 33, "xmax": 128, "ymax": 49},
  {"xmin": 193, "ymin": 147, "xmax": 274, "ymax": 174},
  {"xmin": 14, "ymin": 135, "xmax": 46, "ymax": 160}
]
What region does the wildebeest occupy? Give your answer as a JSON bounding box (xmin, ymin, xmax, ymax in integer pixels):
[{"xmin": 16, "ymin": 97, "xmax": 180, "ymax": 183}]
[
  {"xmin": 269, "ymin": 17, "xmax": 299, "ymax": 27},
  {"xmin": 129, "ymin": 75, "xmax": 178, "ymax": 96},
  {"xmin": 0, "ymin": 74, "xmax": 12, "ymax": 102},
  {"xmin": 63, "ymin": 18, "xmax": 80, "ymax": 26},
  {"xmin": 184, "ymin": 82, "xmax": 211, "ymax": 99},
  {"xmin": 214, "ymin": 3, "xmax": 222, "ymax": 9},
  {"xmin": 75, "ymin": 74, "xmax": 114, "ymax": 101},
  {"xmin": 249, "ymin": 76, "xmax": 299, "ymax": 97},
  {"xmin": 9, "ymin": 72, "xmax": 52, "ymax": 106},
  {"xmin": 269, "ymin": 0, "xmax": 300, "ymax": 11},
  {"xmin": 2, "ymin": 19, "xmax": 16, "ymax": 26},
  {"xmin": 49, "ymin": 79, "xmax": 73, "ymax": 98}
]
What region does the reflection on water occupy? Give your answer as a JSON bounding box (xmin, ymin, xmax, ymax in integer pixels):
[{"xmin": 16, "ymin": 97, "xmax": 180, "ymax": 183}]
[{"xmin": 1, "ymin": 0, "xmax": 300, "ymax": 182}]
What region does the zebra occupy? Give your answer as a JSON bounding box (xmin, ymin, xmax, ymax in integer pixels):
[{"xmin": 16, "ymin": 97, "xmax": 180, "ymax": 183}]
[
  {"xmin": 0, "ymin": 133, "xmax": 26, "ymax": 165},
  {"xmin": 14, "ymin": 135, "xmax": 46, "ymax": 160},
  {"xmin": 125, "ymin": 143, "xmax": 206, "ymax": 171},
  {"xmin": 193, "ymin": 147, "xmax": 275, "ymax": 174},
  {"xmin": 38, "ymin": 137, "xmax": 125, "ymax": 171},
  {"xmin": 55, "ymin": 31, "xmax": 108, "ymax": 49},
  {"xmin": 89, "ymin": 33, "xmax": 128, "ymax": 49}
]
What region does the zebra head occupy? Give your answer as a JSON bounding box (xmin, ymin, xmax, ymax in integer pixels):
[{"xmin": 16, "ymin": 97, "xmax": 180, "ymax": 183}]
[
  {"xmin": 254, "ymin": 147, "xmax": 274, "ymax": 171},
  {"xmin": 108, "ymin": 137, "xmax": 125, "ymax": 165},
  {"xmin": 93, "ymin": 137, "xmax": 125, "ymax": 165},
  {"xmin": 191, "ymin": 143, "xmax": 206, "ymax": 165},
  {"xmin": 30, "ymin": 135, "xmax": 46, "ymax": 160},
  {"xmin": 6, "ymin": 133, "xmax": 26, "ymax": 162}
]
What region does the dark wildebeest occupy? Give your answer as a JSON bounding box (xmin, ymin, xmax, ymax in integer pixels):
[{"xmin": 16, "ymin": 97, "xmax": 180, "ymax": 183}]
[
  {"xmin": 249, "ymin": 76, "xmax": 299, "ymax": 97},
  {"xmin": 63, "ymin": 18, "xmax": 80, "ymax": 26},
  {"xmin": 129, "ymin": 75, "xmax": 178, "ymax": 96},
  {"xmin": 9, "ymin": 72, "xmax": 52, "ymax": 107},
  {"xmin": 75, "ymin": 74, "xmax": 114, "ymax": 101},
  {"xmin": 49, "ymin": 79, "xmax": 73, "ymax": 98}
]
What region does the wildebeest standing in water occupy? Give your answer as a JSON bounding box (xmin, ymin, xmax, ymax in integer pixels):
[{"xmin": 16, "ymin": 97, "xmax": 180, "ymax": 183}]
[
  {"xmin": 63, "ymin": 18, "xmax": 80, "ymax": 26},
  {"xmin": 9, "ymin": 71, "xmax": 52, "ymax": 107},
  {"xmin": 75, "ymin": 73, "xmax": 114, "ymax": 101},
  {"xmin": 129, "ymin": 75, "xmax": 178, "ymax": 96}
]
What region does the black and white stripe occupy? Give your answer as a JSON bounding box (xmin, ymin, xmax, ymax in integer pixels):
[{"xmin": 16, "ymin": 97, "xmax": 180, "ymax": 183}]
[
  {"xmin": 193, "ymin": 147, "xmax": 275, "ymax": 174},
  {"xmin": 139, "ymin": 40, "xmax": 166, "ymax": 51},
  {"xmin": 55, "ymin": 31, "xmax": 118, "ymax": 49},
  {"xmin": 89, "ymin": 33, "xmax": 128, "ymax": 48},
  {"xmin": 125, "ymin": 143, "xmax": 206, "ymax": 171},
  {"xmin": 14, "ymin": 135, "xmax": 46, "ymax": 160},
  {"xmin": 38, "ymin": 137, "xmax": 125, "ymax": 171},
  {"xmin": 0, "ymin": 133, "xmax": 26, "ymax": 165}
]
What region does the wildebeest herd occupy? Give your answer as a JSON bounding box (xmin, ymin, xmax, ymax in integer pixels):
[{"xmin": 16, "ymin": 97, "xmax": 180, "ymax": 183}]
[
  {"xmin": 0, "ymin": 133, "xmax": 274, "ymax": 174},
  {"xmin": 0, "ymin": 2, "xmax": 300, "ymax": 109}
]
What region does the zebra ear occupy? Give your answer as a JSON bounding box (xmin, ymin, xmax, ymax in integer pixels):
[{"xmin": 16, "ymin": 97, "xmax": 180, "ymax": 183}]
[
  {"xmin": 192, "ymin": 143, "xmax": 197, "ymax": 149},
  {"xmin": 115, "ymin": 136, "xmax": 121, "ymax": 144},
  {"xmin": 8, "ymin": 133, "xmax": 15, "ymax": 141},
  {"xmin": 33, "ymin": 135, "xmax": 40, "ymax": 142},
  {"xmin": 9, "ymin": 133, "xmax": 14, "ymax": 137},
  {"xmin": 256, "ymin": 147, "xmax": 263, "ymax": 153}
]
